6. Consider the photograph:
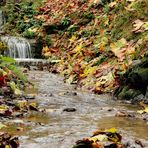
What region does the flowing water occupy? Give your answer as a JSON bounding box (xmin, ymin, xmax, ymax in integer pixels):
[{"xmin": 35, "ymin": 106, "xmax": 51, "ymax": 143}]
[
  {"xmin": 0, "ymin": 6, "xmax": 147, "ymax": 148},
  {"xmin": 1, "ymin": 36, "xmax": 32, "ymax": 58},
  {"xmin": 2, "ymin": 70, "xmax": 147, "ymax": 148},
  {"xmin": 0, "ymin": 10, "xmax": 32, "ymax": 59}
]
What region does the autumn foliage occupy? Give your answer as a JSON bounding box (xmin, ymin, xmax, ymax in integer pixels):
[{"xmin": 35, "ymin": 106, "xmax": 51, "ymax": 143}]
[{"xmin": 25, "ymin": 0, "xmax": 148, "ymax": 93}]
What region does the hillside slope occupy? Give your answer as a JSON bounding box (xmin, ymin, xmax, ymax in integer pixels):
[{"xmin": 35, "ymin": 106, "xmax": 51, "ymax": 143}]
[{"xmin": 2, "ymin": 0, "xmax": 148, "ymax": 97}]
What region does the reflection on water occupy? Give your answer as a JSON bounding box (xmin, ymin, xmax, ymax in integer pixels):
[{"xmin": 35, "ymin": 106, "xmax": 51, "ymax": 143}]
[{"xmin": 97, "ymin": 117, "xmax": 148, "ymax": 140}]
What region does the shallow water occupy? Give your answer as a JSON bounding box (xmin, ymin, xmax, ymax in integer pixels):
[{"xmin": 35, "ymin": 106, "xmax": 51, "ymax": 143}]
[{"xmin": 3, "ymin": 70, "xmax": 148, "ymax": 148}]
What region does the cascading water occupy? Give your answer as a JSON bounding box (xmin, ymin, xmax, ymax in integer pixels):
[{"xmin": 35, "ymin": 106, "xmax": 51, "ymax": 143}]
[
  {"xmin": 0, "ymin": 9, "xmax": 32, "ymax": 59},
  {"xmin": 1, "ymin": 36, "xmax": 32, "ymax": 59}
]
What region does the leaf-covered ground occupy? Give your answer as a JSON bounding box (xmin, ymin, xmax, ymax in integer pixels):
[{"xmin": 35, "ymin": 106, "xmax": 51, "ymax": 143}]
[
  {"xmin": 2, "ymin": 0, "xmax": 148, "ymax": 94},
  {"xmin": 36, "ymin": 0, "xmax": 148, "ymax": 94},
  {"xmin": 1, "ymin": 1, "xmax": 147, "ymax": 147},
  {"xmin": 0, "ymin": 56, "xmax": 40, "ymax": 147}
]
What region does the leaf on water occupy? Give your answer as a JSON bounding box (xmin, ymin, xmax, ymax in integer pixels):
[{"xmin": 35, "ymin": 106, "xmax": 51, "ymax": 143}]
[
  {"xmin": 137, "ymin": 102, "xmax": 148, "ymax": 114},
  {"xmin": 137, "ymin": 108, "xmax": 148, "ymax": 114},
  {"xmin": 89, "ymin": 134, "xmax": 108, "ymax": 142},
  {"xmin": 105, "ymin": 127, "xmax": 117, "ymax": 133},
  {"xmin": 73, "ymin": 128, "xmax": 123, "ymax": 147},
  {"xmin": 15, "ymin": 100, "xmax": 28, "ymax": 110},
  {"xmin": 29, "ymin": 102, "xmax": 38, "ymax": 111}
]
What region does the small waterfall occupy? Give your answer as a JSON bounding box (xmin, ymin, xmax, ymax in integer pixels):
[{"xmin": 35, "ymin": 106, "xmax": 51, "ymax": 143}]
[
  {"xmin": 0, "ymin": 10, "xmax": 6, "ymax": 31},
  {"xmin": 1, "ymin": 36, "xmax": 32, "ymax": 59}
]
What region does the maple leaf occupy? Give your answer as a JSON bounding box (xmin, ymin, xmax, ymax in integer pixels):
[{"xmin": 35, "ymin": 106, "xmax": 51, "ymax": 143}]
[{"xmin": 110, "ymin": 38, "xmax": 127, "ymax": 61}]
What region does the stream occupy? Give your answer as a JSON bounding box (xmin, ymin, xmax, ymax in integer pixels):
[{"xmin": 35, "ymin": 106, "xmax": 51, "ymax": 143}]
[{"xmin": 1, "ymin": 70, "xmax": 148, "ymax": 147}]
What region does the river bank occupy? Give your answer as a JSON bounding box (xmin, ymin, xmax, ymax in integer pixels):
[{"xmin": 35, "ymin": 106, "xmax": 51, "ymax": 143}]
[{"xmin": 11, "ymin": 70, "xmax": 148, "ymax": 148}]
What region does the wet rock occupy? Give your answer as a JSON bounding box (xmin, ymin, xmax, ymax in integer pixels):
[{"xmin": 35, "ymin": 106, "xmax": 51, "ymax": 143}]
[
  {"xmin": 64, "ymin": 91, "xmax": 77, "ymax": 96},
  {"xmin": 49, "ymin": 93, "xmax": 53, "ymax": 97},
  {"xmin": 24, "ymin": 64, "xmax": 31, "ymax": 70},
  {"xmin": 115, "ymin": 111, "xmax": 134, "ymax": 118},
  {"xmin": 131, "ymin": 94, "xmax": 145, "ymax": 104},
  {"xmin": 102, "ymin": 107, "xmax": 114, "ymax": 112},
  {"xmin": 63, "ymin": 108, "xmax": 76, "ymax": 112},
  {"xmin": 135, "ymin": 139, "xmax": 145, "ymax": 148},
  {"xmin": 25, "ymin": 95, "xmax": 35, "ymax": 100},
  {"xmin": 0, "ymin": 96, "xmax": 4, "ymax": 99},
  {"xmin": 107, "ymin": 108, "xmax": 113, "ymax": 112}
]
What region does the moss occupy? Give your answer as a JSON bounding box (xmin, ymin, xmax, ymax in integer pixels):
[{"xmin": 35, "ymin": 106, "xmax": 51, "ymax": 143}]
[{"xmin": 110, "ymin": 0, "xmax": 148, "ymax": 41}]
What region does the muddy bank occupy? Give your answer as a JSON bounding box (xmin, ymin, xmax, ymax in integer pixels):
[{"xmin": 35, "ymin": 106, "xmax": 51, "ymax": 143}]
[{"xmin": 2, "ymin": 70, "xmax": 147, "ymax": 148}]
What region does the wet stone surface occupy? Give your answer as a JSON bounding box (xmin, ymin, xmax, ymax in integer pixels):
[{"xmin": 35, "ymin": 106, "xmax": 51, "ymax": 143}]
[{"xmin": 8, "ymin": 71, "xmax": 148, "ymax": 148}]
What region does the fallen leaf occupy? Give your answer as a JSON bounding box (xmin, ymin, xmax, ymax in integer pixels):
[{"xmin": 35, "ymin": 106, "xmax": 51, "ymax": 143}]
[{"xmin": 132, "ymin": 19, "xmax": 144, "ymax": 33}]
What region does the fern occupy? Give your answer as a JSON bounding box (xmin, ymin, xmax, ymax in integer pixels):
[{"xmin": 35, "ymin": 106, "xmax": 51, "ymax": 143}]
[
  {"xmin": 0, "ymin": 56, "xmax": 16, "ymax": 65},
  {"xmin": 0, "ymin": 56, "xmax": 27, "ymax": 82},
  {"xmin": 7, "ymin": 65, "xmax": 27, "ymax": 82}
]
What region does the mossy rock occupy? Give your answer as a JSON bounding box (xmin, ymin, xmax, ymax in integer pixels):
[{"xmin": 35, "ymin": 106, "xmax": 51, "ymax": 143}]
[{"xmin": 115, "ymin": 57, "xmax": 148, "ymax": 102}]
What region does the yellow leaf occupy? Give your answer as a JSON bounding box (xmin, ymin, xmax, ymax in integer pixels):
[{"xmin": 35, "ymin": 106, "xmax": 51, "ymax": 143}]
[
  {"xmin": 16, "ymin": 100, "xmax": 28, "ymax": 110},
  {"xmin": 83, "ymin": 66, "xmax": 97, "ymax": 77},
  {"xmin": 137, "ymin": 110, "xmax": 144, "ymax": 114},
  {"xmin": 14, "ymin": 88, "xmax": 22, "ymax": 96},
  {"xmin": 69, "ymin": 35, "xmax": 76, "ymax": 43},
  {"xmin": 137, "ymin": 108, "xmax": 148, "ymax": 114},
  {"xmin": 99, "ymin": 44, "xmax": 105, "ymax": 52},
  {"xmin": 29, "ymin": 102, "xmax": 37, "ymax": 108},
  {"xmin": 89, "ymin": 134, "xmax": 108, "ymax": 142},
  {"xmin": 105, "ymin": 127, "xmax": 117, "ymax": 133},
  {"xmin": 72, "ymin": 43, "xmax": 83, "ymax": 53},
  {"xmin": 0, "ymin": 69, "xmax": 7, "ymax": 76},
  {"xmin": 145, "ymin": 108, "xmax": 148, "ymax": 113},
  {"xmin": 42, "ymin": 46, "xmax": 49, "ymax": 53}
]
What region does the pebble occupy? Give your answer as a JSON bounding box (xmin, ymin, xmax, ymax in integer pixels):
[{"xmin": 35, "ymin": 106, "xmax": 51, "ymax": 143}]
[{"xmin": 63, "ymin": 108, "xmax": 77, "ymax": 112}]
